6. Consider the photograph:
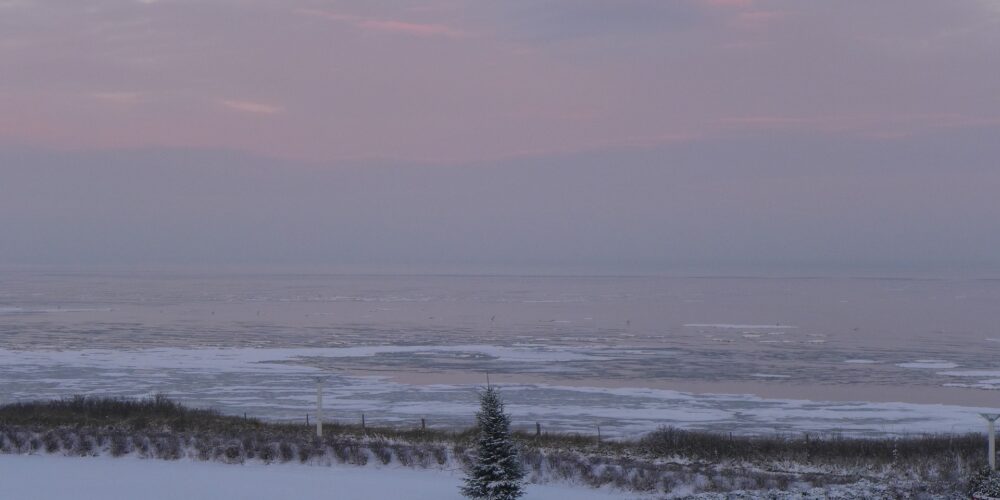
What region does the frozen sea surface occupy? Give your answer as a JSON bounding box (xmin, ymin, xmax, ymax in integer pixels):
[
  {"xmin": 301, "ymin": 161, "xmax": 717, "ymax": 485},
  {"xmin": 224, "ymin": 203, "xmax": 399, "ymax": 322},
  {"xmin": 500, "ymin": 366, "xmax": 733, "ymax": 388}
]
[{"xmin": 2, "ymin": 269, "xmax": 1000, "ymax": 436}]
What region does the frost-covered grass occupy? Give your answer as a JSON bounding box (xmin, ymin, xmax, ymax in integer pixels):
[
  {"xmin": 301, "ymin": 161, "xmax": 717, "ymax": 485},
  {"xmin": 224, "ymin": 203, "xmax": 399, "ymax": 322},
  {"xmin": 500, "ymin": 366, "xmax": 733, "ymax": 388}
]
[
  {"xmin": 637, "ymin": 426, "xmax": 982, "ymax": 465},
  {"xmin": 0, "ymin": 396, "xmax": 985, "ymax": 498}
]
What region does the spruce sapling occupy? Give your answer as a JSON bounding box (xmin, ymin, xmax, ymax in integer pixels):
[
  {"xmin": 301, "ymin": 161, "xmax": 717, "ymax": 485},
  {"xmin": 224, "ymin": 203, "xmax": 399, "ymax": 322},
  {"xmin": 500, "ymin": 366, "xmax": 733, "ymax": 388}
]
[{"xmin": 461, "ymin": 386, "xmax": 525, "ymax": 500}]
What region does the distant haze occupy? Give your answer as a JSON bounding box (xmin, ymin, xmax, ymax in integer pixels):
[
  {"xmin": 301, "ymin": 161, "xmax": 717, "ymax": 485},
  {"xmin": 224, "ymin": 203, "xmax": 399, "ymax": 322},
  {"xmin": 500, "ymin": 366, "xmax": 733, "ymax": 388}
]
[{"xmin": 1, "ymin": 1, "xmax": 998, "ymax": 275}]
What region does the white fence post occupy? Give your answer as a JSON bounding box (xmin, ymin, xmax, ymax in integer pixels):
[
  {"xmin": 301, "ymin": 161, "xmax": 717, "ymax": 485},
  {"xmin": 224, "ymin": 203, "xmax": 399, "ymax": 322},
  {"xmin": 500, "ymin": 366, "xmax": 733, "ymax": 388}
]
[
  {"xmin": 316, "ymin": 378, "xmax": 325, "ymax": 438},
  {"xmin": 980, "ymin": 413, "xmax": 999, "ymax": 470}
]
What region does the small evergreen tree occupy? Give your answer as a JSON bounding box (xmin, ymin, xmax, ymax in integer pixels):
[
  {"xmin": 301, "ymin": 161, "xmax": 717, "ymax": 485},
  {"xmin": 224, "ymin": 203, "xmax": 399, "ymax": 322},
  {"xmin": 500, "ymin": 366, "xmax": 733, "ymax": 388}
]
[{"xmin": 461, "ymin": 386, "xmax": 525, "ymax": 500}]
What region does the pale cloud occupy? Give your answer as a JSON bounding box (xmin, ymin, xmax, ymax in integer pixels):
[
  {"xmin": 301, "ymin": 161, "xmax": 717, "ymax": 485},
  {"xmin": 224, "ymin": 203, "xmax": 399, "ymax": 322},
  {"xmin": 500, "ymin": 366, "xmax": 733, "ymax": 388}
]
[
  {"xmin": 719, "ymin": 113, "xmax": 1000, "ymax": 136},
  {"xmin": 734, "ymin": 9, "xmax": 788, "ymax": 28},
  {"xmin": 358, "ymin": 19, "xmax": 465, "ymax": 38},
  {"xmin": 701, "ymin": 0, "xmax": 753, "ymax": 8},
  {"xmin": 486, "ymin": 0, "xmax": 705, "ymax": 42},
  {"xmin": 91, "ymin": 91, "xmax": 144, "ymax": 105},
  {"xmin": 295, "ymin": 8, "xmax": 466, "ymax": 38},
  {"xmin": 292, "ymin": 9, "xmax": 355, "ymax": 23},
  {"xmin": 220, "ymin": 100, "xmax": 283, "ymax": 115}
]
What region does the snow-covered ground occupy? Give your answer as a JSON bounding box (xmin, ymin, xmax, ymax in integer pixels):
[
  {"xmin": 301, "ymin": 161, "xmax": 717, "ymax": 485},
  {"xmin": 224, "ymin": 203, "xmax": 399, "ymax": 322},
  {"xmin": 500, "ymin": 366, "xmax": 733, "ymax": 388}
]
[{"xmin": 0, "ymin": 455, "xmax": 630, "ymax": 500}]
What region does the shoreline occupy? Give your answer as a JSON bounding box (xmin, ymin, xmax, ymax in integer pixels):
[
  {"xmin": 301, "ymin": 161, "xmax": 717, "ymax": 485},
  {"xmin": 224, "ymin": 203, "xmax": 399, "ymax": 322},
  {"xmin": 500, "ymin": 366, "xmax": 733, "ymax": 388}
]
[
  {"xmin": 0, "ymin": 396, "xmax": 979, "ymax": 498},
  {"xmin": 366, "ymin": 368, "xmax": 999, "ymax": 407}
]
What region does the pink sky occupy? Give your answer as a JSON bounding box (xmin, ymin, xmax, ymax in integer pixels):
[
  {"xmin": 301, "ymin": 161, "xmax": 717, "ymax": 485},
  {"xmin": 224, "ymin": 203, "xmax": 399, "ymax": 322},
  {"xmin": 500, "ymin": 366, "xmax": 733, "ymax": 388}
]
[
  {"xmin": 1, "ymin": 0, "xmax": 998, "ymax": 163},
  {"xmin": 1, "ymin": 0, "xmax": 999, "ymax": 271}
]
